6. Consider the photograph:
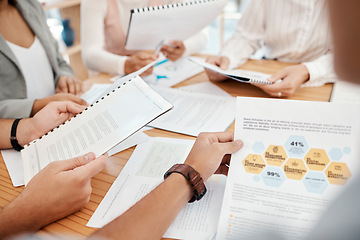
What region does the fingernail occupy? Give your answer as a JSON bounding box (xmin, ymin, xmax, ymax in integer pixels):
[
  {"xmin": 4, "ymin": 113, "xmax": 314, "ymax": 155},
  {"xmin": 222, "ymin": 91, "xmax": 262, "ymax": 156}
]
[
  {"xmin": 235, "ymin": 139, "xmax": 243, "ymax": 146},
  {"xmin": 84, "ymin": 153, "xmax": 95, "ymax": 161}
]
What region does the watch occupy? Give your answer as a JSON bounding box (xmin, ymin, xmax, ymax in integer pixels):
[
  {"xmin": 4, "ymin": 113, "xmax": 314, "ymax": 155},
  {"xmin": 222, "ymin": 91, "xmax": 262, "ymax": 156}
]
[{"xmin": 164, "ymin": 164, "xmax": 207, "ymax": 203}]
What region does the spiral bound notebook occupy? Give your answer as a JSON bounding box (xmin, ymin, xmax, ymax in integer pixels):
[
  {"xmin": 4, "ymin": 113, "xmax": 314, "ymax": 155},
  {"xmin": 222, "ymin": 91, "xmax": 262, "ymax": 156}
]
[
  {"xmin": 21, "ymin": 76, "xmax": 173, "ymax": 185},
  {"xmin": 125, "ymin": 0, "xmax": 227, "ymax": 50},
  {"xmin": 188, "ymin": 57, "xmax": 272, "ymax": 85}
]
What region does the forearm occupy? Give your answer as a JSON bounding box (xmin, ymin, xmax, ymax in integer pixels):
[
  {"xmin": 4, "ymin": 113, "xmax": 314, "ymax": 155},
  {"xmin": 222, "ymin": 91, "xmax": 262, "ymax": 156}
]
[
  {"xmin": 90, "ymin": 174, "xmax": 192, "ymax": 240},
  {"xmin": 0, "ymin": 118, "xmax": 37, "ymax": 149},
  {"xmin": 0, "ymin": 119, "xmax": 14, "ymax": 149},
  {"xmin": 0, "ymin": 194, "xmax": 44, "ymax": 238},
  {"xmin": 82, "ymin": 48, "xmax": 128, "ymax": 76}
]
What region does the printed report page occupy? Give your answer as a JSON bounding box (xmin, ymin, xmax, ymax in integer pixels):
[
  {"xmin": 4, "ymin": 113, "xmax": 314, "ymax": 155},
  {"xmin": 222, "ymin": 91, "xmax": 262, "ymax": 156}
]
[
  {"xmin": 216, "ymin": 97, "xmax": 360, "ymax": 240},
  {"xmin": 21, "ymin": 76, "xmax": 172, "ymax": 185}
]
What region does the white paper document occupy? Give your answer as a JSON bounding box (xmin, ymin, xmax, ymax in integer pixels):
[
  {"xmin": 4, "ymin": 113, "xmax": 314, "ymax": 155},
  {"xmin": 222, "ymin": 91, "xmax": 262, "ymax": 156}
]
[
  {"xmin": 330, "ymin": 79, "xmax": 360, "ymax": 103},
  {"xmin": 216, "ymin": 97, "xmax": 360, "ymax": 239},
  {"xmin": 1, "ymin": 150, "xmax": 24, "ymax": 187},
  {"xmin": 107, "ymin": 131, "xmax": 150, "ymax": 156},
  {"xmin": 125, "ymin": 0, "xmax": 226, "ymax": 50},
  {"xmin": 143, "ymin": 57, "xmax": 204, "ymax": 87},
  {"xmin": 149, "ymin": 86, "xmax": 235, "ymax": 136},
  {"xmin": 88, "ymin": 137, "xmax": 226, "ymax": 240},
  {"xmin": 21, "ymin": 76, "xmax": 173, "ymax": 185},
  {"xmin": 189, "ymin": 57, "xmax": 271, "ymax": 84},
  {"xmin": 179, "ymin": 81, "xmax": 232, "ymax": 97},
  {"xmin": 81, "ymin": 84, "xmax": 111, "ymax": 104}
]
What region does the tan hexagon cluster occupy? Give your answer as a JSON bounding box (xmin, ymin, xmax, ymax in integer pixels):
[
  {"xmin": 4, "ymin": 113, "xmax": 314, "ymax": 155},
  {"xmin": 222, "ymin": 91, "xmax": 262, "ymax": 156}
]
[{"xmin": 243, "ymin": 143, "xmax": 352, "ymax": 186}]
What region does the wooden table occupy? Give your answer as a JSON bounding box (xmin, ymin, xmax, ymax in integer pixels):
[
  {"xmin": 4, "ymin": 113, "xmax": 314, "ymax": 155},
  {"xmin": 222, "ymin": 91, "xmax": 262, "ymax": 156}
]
[{"xmin": 0, "ymin": 60, "xmax": 333, "ymax": 239}]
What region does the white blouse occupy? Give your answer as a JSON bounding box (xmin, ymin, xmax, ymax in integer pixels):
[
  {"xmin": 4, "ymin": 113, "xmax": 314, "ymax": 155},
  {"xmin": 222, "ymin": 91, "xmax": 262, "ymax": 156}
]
[
  {"xmin": 7, "ymin": 37, "xmax": 55, "ymax": 99},
  {"xmin": 221, "ymin": 0, "xmax": 337, "ymax": 86}
]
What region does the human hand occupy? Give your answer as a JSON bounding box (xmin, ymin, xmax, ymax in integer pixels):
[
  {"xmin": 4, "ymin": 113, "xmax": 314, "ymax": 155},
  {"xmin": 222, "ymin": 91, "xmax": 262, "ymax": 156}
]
[
  {"xmin": 0, "ymin": 153, "xmax": 107, "ymax": 236},
  {"xmin": 253, "ymin": 64, "xmax": 310, "ymax": 98},
  {"xmin": 204, "ymin": 56, "xmax": 230, "ymax": 82},
  {"xmin": 18, "ymin": 101, "xmax": 86, "ymax": 146},
  {"xmin": 160, "ymin": 40, "xmax": 185, "ymax": 62},
  {"xmin": 31, "ymin": 93, "xmax": 88, "ymax": 116},
  {"xmin": 125, "ymin": 52, "xmax": 157, "ymax": 76},
  {"xmin": 56, "ymin": 76, "xmax": 84, "ymax": 96},
  {"xmin": 184, "ymin": 132, "xmax": 243, "ymax": 182}
]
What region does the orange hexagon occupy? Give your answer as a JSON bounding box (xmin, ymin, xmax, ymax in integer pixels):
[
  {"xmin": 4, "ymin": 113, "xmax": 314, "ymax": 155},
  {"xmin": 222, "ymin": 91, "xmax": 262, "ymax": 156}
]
[
  {"xmin": 283, "ymin": 158, "xmax": 307, "ymax": 180},
  {"xmin": 242, "ymin": 154, "xmax": 266, "ymax": 174},
  {"xmin": 264, "ymin": 145, "xmax": 287, "ymax": 166},
  {"xmin": 304, "ymin": 149, "xmax": 330, "ymax": 171},
  {"xmin": 325, "ymin": 162, "xmax": 352, "ymax": 185}
]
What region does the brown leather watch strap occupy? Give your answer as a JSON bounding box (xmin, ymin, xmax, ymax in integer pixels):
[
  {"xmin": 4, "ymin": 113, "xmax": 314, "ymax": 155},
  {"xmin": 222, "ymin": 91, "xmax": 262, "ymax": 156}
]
[{"xmin": 164, "ymin": 164, "xmax": 207, "ymax": 203}]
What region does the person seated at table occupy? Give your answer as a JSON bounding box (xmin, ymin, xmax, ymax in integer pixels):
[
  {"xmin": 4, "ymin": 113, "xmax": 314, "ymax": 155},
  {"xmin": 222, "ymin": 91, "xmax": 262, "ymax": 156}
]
[
  {"xmin": 2, "ymin": 3, "xmax": 360, "ymax": 234},
  {"xmin": 81, "ymin": 0, "xmax": 208, "ymax": 76},
  {"xmin": 205, "ymin": 0, "xmax": 337, "ymax": 98},
  {"xmin": 0, "ymin": 101, "xmax": 242, "ymax": 238},
  {"xmin": 0, "ymin": 0, "xmax": 87, "ymax": 119}
]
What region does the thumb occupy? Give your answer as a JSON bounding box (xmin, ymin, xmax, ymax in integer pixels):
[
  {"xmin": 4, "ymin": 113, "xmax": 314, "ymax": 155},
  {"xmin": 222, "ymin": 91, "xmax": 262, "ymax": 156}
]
[
  {"xmin": 216, "ymin": 139, "xmax": 243, "ymax": 155},
  {"xmin": 219, "ymin": 57, "xmax": 230, "ymax": 70},
  {"xmin": 75, "ymin": 153, "xmax": 108, "ymax": 179},
  {"xmin": 268, "ymin": 69, "xmax": 288, "ymax": 83},
  {"xmin": 59, "ymin": 152, "xmax": 96, "ymax": 172}
]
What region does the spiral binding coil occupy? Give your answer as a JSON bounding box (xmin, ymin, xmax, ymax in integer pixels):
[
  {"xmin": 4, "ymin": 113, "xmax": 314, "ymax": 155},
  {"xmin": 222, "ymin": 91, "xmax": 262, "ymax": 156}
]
[
  {"xmin": 132, "ymin": 0, "xmax": 217, "ymax": 13},
  {"xmin": 26, "ymin": 78, "xmax": 134, "ymax": 147},
  {"xmin": 249, "ymin": 78, "xmax": 271, "ymax": 84}
]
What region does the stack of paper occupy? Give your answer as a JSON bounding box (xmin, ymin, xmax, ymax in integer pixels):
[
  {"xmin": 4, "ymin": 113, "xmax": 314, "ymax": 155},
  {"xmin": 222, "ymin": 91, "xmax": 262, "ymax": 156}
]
[{"xmin": 88, "ymin": 137, "xmax": 226, "ymax": 240}]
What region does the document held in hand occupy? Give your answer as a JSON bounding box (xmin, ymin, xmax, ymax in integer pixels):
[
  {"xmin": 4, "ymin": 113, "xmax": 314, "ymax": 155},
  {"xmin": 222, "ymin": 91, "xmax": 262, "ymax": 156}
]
[
  {"xmin": 188, "ymin": 57, "xmax": 272, "ymax": 84},
  {"xmin": 21, "ymin": 76, "xmax": 173, "ymax": 185},
  {"xmin": 216, "ymin": 97, "xmax": 360, "ymax": 239},
  {"xmin": 125, "ymin": 0, "xmax": 227, "ymax": 50}
]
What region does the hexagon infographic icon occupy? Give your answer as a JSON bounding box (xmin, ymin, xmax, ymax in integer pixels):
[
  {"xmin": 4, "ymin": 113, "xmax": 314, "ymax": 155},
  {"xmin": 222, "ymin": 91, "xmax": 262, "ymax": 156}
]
[
  {"xmin": 283, "ymin": 158, "xmax": 307, "ymax": 180},
  {"xmin": 325, "ymin": 162, "xmax": 352, "ymax": 185},
  {"xmin": 304, "ymin": 149, "xmax": 330, "ymax": 171},
  {"xmin": 328, "ymin": 147, "xmax": 343, "ymax": 161},
  {"xmin": 252, "ymin": 142, "xmax": 266, "ymax": 154},
  {"xmin": 242, "ymin": 154, "xmax": 266, "ymax": 174},
  {"xmin": 261, "ymin": 166, "xmax": 286, "ymax": 187},
  {"xmin": 303, "ymin": 171, "xmax": 329, "ymax": 194},
  {"xmin": 284, "ymin": 135, "xmax": 309, "ymax": 157},
  {"xmin": 264, "ymin": 145, "xmax": 287, "ymax": 166}
]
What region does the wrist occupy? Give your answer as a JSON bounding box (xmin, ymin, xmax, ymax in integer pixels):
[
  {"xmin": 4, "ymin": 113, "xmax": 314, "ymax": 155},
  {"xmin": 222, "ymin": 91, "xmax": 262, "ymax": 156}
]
[
  {"xmin": 164, "ymin": 164, "xmax": 207, "ymax": 203},
  {"xmin": 300, "ymin": 64, "xmax": 310, "ymax": 83},
  {"xmin": 16, "ymin": 118, "xmax": 37, "ymax": 147},
  {"xmin": 124, "ymin": 58, "xmax": 132, "ymax": 75},
  {"xmin": 31, "ymin": 98, "xmax": 45, "ymax": 116}
]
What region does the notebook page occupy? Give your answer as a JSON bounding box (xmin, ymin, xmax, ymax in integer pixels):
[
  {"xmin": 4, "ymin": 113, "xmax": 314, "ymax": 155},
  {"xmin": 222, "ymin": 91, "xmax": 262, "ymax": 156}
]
[{"xmin": 21, "ymin": 76, "xmax": 172, "ymax": 185}]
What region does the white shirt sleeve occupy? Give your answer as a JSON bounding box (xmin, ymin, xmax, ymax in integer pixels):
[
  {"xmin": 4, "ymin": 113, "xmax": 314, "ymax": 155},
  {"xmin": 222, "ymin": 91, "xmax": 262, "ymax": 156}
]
[
  {"xmin": 302, "ymin": 53, "xmax": 337, "ymax": 87},
  {"xmin": 183, "ymin": 28, "xmax": 208, "ymax": 57},
  {"xmin": 81, "ymin": 0, "xmax": 128, "ymax": 76},
  {"xmin": 220, "ymin": 0, "xmax": 266, "ymax": 69}
]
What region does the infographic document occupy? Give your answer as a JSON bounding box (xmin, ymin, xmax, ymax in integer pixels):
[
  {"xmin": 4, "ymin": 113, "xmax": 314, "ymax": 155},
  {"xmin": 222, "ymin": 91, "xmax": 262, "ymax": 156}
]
[{"xmin": 216, "ymin": 97, "xmax": 360, "ymax": 239}]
